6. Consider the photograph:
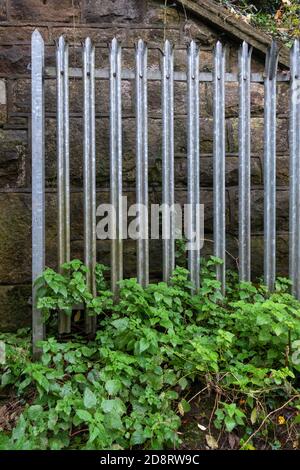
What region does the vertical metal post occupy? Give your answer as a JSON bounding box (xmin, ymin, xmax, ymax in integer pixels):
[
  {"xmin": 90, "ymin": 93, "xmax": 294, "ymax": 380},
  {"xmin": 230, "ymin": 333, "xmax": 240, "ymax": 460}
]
[
  {"xmin": 213, "ymin": 41, "xmax": 226, "ymax": 292},
  {"xmin": 110, "ymin": 38, "xmax": 123, "ymax": 296},
  {"xmin": 264, "ymin": 41, "xmax": 278, "ymax": 291},
  {"xmin": 57, "ymin": 36, "xmax": 71, "ymax": 334},
  {"xmin": 290, "ymin": 39, "xmax": 300, "ymax": 298},
  {"xmin": 83, "ymin": 38, "xmax": 97, "ymax": 334},
  {"xmin": 187, "ymin": 40, "xmax": 200, "ymax": 291},
  {"xmin": 136, "ymin": 40, "xmax": 149, "ymax": 287},
  {"xmin": 162, "ymin": 40, "xmax": 175, "ymax": 283},
  {"xmin": 31, "ymin": 30, "xmax": 45, "ymax": 358},
  {"xmin": 238, "ymin": 42, "xmax": 252, "ymax": 282}
]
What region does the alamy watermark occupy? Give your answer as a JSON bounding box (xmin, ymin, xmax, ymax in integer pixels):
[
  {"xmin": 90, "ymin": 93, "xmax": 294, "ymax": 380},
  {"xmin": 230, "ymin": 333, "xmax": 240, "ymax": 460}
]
[{"xmin": 96, "ymin": 197, "xmax": 204, "ymax": 251}]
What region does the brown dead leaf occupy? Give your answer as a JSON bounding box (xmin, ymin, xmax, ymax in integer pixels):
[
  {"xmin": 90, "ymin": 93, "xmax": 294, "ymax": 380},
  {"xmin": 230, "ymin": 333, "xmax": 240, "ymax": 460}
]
[
  {"xmin": 206, "ymin": 434, "xmax": 218, "ymax": 450},
  {"xmin": 228, "ymin": 433, "xmax": 239, "ymax": 450},
  {"xmin": 74, "ymin": 311, "xmax": 81, "ymax": 322},
  {"xmin": 275, "ymin": 8, "xmax": 283, "ymax": 23}
]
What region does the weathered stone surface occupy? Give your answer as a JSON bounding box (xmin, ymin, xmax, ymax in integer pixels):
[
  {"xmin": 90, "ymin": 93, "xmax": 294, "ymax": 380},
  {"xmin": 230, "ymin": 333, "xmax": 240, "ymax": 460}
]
[
  {"xmin": 277, "ymin": 82, "xmax": 290, "ymax": 117},
  {"xmin": 204, "ymin": 82, "xmax": 266, "ymax": 118},
  {"xmin": 0, "ymin": 26, "xmax": 49, "ymax": 43},
  {"xmin": 50, "ymin": 26, "xmax": 175, "ymax": 50},
  {"xmin": 0, "ymin": 45, "xmax": 31, "ymax": 75},
  {"xmin": 0, "ymin": 129, "xmax": 27, "ymax": 187},
  {"xmin": 11, "ymin": 77, "xmax": 210, "ymax": 119},
  {"xmin": 200, "ymin": 232, "xmax": 289, "ymax": 279},
  {"xmin": 176, "ymin": 156, "xmax": 262, "ymax": 188},
  {"xmin": 228, "ymin": 117, "xmax": 289, "ymax": 154},
  {"xmin": 83, "ymin": 0, "xmax": 145, "ymax": 23},
  {"xmin": 144, "ymin": 1, "xmax": 179, "ymax": 25},
  {"xmin": 276, "ymin": 156, "xmax": 289, "ymax": 186},
  {"xmin": 251, "ymin": 233, "xmax": 289, "ymax": 279},
  {"xmin": 10, "ymin": 0, "xmax": 81, "ymax": 22},
  {"xmin": 50, "ymin": 27, "xmax": 128, "ymax": 45},
  {"xmin": 0, "ymin": 0, "xmax": 7, "ymax": 21},
  {"xmin": 0, "ymin": 285, "xmax": 31, "ymax": 332},
  {"xmin": 126, "ymin": 27, "xmax": 180, "ymax": 46},
  {"xmin": 43, "ymin": 116, "xmax": 216, "ymax": 188},
  {"xmin": 228, "ymin": 188, "xmax": 289, "ymax": 233},
  {"xmin": 0, "ymin": 193, "xmax": 32, "ymax": 284},
  {"xmin": 182, "ymin": 21, "xmax": 217, "ymax": 46}
]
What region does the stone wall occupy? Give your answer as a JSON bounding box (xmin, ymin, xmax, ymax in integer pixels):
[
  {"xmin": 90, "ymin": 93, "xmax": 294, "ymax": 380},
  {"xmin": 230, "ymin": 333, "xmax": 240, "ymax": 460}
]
[{"xmin": 0, "ymin": 0, "xmax": 290, "ymax": 330}]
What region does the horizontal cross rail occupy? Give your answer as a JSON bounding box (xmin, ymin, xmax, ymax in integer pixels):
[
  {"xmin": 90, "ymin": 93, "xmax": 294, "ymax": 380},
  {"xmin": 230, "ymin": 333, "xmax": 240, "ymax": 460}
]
[{"xmin": 44, "ymin": 66, "xmax": 290, "ymax": 83}]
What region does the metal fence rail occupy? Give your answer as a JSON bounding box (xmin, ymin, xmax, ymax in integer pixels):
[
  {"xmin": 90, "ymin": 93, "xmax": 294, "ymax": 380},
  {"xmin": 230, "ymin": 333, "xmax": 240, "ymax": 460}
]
[{"xmin": 31, "ymin": 30, "xmax": 299, "ymax": 351}]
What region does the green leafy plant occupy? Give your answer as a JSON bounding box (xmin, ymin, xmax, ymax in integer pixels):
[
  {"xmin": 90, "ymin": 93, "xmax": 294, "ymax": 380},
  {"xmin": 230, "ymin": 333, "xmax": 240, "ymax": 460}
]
[
  {"xmin": 0, "ymin": 258, "xmax": 300, "ymax": 450},
  {"xmin": 214, "ymin": 402, "xmax": 246, "ymax": 433}
]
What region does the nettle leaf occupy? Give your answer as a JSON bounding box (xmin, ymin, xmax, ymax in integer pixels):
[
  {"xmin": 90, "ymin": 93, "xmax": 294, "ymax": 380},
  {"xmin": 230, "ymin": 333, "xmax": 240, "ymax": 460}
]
[
  {"xmin": 131, "ymin": 428, "xmax": 147, "ymax": 445},
  {"xmin": 273, "ymin": 324, "xmax": 284, "ymax": 336},
  {"xmin": 138, "ymin": 338, "xmax": 150, "ymax": 354},
  {"xmin": 111, "ymin": 318, "xmax": 129, "ymax": 331},
  {"xmin": 103, "ymin": 412, "xmax": 123, "ymax": 431},
  {"xmin": 83, "ymin": 388, "xmax": 97, "ymax": 409},
  {"xmin": 101, "ymin": 398, "xmax": 126, "ymax": 415},
  {"xmin": 105, "ymin": 379, "xmax": 122, "ymax": 396},
  {"xmin": 76, "ymin": 409, "xmax": 93, "ymax": 422},
  {"xmin": 12, "ymin": 414, "xmax": 26, "ymax": 441},
  {"xmin": 27, "ymin": 405, "xmax": 43, "ymax": 421},
  {"xmin": 256, "ymin": 313, "xmax": 270, "ymax": 326},
  {"xmin": 178, "ymin": 377, "xmax": 188, "ymax": 390},
  {"xmin": 32, "ymin": 371, "xmax": 50, "ymax": 392}
]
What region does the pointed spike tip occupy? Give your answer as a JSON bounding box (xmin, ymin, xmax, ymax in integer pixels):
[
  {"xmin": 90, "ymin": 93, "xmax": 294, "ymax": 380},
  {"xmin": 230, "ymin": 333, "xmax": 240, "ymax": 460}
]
[
  {"xmin": 164, "ymin": 39, "xmax": 173, "ymax": 54},
  {"xmin": 58, "ymin": 35, "xmax": 65, "ymax": 47},
  {"xmin": 188, "ymin": 40, "xmax": 199, "ymax": 56},
  {"xmin": 241, "ymin": 41, "xmax": 248, "ymax": 53},
  {"xmin": 32, "ymin": 29, "xmax": 44, "ymax": 42}
]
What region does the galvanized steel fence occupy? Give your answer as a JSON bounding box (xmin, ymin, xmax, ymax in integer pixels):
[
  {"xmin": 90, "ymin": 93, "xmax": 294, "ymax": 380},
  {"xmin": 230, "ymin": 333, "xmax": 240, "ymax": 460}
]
[{"xmin": 31, "ymin": 29, "xmax": 300, "ymax": 353}]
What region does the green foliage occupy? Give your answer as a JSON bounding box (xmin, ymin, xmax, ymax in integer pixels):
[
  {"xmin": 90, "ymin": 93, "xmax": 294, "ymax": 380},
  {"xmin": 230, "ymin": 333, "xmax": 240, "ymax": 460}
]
[
  {"xmin": 1, "ymin": 258, "xmax": 300, "ymax": 449},
  {"xmin": 214, "ymin": 403, "xmax": 246, "ymax": 433},
  {"xmin": 221, "ymin": 0, "xmax": 300, "ymax": 44},
  {"xmin": 35, "ymin": 260, "xmax": 112, "ymax": 321}
]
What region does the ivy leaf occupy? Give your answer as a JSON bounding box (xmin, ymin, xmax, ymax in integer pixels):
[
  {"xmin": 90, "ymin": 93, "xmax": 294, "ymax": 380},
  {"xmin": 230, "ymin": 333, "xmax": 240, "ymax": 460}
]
[{"xmin": 83, "ymin": 388, "xmax": 97, "ymax": 409}]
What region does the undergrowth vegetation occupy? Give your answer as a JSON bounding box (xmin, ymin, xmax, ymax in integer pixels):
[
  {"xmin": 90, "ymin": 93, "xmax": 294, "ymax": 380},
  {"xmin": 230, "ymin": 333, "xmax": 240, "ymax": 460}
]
[
  {"xmin": 0, "ymin": 258, "xmax": 300, "ymax": 450},
  {"xmin": 221, "ymin": 1, "xmax": 300, "ymax": 44}
]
